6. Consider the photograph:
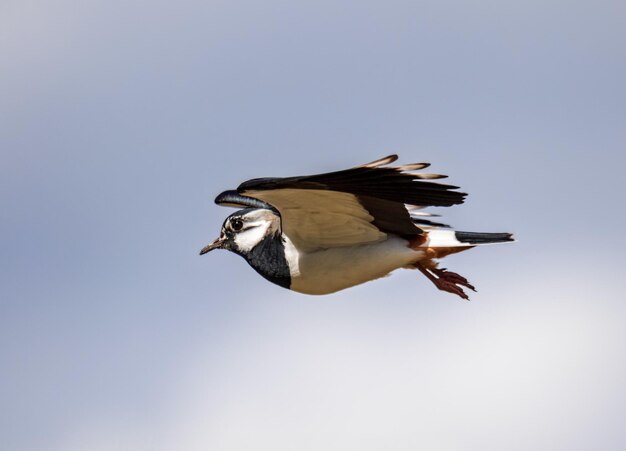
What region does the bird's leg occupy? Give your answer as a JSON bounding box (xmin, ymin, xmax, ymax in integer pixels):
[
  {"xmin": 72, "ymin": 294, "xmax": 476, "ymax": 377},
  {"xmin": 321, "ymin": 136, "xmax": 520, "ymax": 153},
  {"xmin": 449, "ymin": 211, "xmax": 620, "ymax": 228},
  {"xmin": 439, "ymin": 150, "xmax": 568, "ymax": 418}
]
[{"xmin": 415, "ymin": 263, "xmax": 476, "ymax": 300}]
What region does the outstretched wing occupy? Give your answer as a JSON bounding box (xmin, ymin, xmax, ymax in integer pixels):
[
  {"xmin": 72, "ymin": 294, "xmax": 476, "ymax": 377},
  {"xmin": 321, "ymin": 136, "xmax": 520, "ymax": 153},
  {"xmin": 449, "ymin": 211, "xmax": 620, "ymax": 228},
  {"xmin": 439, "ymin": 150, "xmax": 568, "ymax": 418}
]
[{"xmin": 216, "ymin": 155, "xmax": 466, "ymax": 252}]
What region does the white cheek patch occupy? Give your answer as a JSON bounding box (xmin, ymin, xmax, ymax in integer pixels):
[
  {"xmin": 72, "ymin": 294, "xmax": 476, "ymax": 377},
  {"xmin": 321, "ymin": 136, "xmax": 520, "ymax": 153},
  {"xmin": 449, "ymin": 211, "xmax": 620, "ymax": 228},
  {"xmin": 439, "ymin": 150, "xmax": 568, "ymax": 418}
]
[
  {"xmin": 233, "ymin": 221, "xmax": 271, "ymax": 253},
  {"xmin": 230, "ymin": 208, "xmax": 281, "ymax": 253}
]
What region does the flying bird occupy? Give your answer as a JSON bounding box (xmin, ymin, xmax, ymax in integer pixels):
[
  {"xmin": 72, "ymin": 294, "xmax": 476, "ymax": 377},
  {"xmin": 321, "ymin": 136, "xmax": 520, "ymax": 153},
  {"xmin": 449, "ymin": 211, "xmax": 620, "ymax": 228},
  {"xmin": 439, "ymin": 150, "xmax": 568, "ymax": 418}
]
[{"xmin": 200, "ymin": 155, "xmax": 513, "ymax": 299}]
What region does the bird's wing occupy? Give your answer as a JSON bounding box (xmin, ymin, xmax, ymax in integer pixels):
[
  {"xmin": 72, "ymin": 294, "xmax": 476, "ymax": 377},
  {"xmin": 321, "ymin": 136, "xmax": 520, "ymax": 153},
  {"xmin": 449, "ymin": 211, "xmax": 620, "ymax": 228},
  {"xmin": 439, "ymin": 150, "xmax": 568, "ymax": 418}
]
[{"xmin": 216, "ymin": 155, "xmax": 466, "ymax": 251}]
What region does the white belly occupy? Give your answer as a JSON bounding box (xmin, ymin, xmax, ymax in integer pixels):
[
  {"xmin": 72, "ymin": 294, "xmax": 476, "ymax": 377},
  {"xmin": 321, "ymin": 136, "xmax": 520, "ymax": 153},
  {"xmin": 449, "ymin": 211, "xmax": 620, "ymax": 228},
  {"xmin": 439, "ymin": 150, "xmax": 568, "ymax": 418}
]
[{"xmin": 286, "ymin": 236, "xmax": 424, "ymax": 295}]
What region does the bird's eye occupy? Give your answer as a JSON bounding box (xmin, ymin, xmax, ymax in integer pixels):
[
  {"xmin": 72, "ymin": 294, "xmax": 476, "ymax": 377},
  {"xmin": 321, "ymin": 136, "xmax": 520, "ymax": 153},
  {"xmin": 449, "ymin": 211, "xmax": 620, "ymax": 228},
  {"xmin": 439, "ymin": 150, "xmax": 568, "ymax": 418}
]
[{"xmin": 231, "ymin": 219, "xmax": 244, "ymax": 231}]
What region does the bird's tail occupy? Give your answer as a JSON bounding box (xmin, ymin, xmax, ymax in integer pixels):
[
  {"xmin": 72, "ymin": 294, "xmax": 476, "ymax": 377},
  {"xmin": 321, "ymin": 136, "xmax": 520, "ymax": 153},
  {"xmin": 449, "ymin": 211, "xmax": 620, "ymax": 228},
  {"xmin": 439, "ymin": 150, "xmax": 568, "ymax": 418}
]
[
  {"xmin": 424, "ymin": 229, "xmax": 515, "ymax": 248},
  {"xmin": 454, "ymin": 231, "xmax": 514, "ymax": 245},
  {"xmin": 413, "ymin": 229, "xmax": 514, "ymax": 300}
]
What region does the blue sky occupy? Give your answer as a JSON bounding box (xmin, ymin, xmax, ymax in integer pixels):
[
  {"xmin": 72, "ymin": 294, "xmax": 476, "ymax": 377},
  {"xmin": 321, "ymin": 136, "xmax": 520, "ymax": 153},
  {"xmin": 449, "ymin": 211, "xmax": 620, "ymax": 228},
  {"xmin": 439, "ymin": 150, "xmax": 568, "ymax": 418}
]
[{"xmin": 1, "ymin": 1, "xmax": 625, "ymax": 450}]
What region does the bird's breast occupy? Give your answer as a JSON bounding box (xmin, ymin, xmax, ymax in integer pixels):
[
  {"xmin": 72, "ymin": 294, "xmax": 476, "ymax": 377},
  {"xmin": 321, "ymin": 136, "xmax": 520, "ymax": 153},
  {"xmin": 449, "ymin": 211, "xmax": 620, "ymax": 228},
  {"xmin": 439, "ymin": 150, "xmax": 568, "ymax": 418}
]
[{"xmin": 241, "ymin": 234, "xmax": 291, "ymax": 289}]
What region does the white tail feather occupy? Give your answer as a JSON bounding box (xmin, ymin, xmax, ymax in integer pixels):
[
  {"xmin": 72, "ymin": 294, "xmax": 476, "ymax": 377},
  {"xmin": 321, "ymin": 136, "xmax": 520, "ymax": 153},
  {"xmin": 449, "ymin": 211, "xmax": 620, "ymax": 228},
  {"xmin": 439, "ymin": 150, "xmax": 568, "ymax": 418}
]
[{"xmin": 424, "ymin": 230, "xmax": 466, "ymax": 248}]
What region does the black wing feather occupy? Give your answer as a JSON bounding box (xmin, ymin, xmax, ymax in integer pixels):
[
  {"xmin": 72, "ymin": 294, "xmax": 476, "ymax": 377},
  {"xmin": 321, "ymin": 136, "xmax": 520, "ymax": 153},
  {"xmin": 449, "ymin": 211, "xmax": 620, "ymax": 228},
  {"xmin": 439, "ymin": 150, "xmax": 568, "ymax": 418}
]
[
  {"xmin": 357, "ymin": 195, "xmax": 423, "ymax": 237},
  {"xmin": 238, "ymin": 158, "xmax": 466, "ymax": 208}
]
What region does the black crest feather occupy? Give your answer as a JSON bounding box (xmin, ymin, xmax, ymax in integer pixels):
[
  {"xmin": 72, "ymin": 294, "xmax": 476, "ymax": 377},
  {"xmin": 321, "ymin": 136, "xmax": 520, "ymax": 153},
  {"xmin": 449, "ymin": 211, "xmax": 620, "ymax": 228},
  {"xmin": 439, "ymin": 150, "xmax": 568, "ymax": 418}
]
[{"xmin": 215, "ymin": 190, "xmax": 278, "ymax": 212}]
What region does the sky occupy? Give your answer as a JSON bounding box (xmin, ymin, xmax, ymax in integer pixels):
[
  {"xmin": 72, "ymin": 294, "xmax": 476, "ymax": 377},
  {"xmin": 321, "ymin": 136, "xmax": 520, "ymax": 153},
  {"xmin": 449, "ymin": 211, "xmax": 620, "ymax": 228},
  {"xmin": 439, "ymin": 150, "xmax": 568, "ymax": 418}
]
[{"xmin": 1, "ymin": 0, "xmax": 625, "ymax": 450}]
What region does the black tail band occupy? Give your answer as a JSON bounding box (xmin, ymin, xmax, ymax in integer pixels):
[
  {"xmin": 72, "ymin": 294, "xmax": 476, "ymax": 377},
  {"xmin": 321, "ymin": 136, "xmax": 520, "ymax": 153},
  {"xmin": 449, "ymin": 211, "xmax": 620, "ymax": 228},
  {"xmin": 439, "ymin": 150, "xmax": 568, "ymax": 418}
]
[{"xmin": 455, "ymin": 231, "xmax": 514, "ymax": 245}]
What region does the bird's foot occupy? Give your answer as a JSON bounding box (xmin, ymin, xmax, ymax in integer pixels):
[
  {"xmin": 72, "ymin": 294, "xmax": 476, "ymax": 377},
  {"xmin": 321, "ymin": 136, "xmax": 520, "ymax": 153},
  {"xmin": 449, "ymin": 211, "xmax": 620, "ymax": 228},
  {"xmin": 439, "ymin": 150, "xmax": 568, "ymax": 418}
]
[{"xmin": 416, "ymin": 265, "xmax": 476, "ymax": 300}]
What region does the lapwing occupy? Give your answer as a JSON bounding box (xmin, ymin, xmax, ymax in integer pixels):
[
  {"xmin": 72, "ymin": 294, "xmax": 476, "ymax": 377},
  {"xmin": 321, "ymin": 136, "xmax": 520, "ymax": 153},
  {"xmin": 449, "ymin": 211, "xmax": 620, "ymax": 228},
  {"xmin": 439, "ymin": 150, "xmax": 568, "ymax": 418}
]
[{"xmin": 200, "ymin": 155, "xmax": 513, "ymax": 299}]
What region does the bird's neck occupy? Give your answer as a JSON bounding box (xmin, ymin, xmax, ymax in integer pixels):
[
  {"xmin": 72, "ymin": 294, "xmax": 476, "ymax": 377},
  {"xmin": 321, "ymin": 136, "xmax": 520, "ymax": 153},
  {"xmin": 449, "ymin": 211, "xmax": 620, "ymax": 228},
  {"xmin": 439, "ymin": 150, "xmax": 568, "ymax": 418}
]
[{"xmin": 240, "ymin": 233, "xmax": 291, "ymax": 289}]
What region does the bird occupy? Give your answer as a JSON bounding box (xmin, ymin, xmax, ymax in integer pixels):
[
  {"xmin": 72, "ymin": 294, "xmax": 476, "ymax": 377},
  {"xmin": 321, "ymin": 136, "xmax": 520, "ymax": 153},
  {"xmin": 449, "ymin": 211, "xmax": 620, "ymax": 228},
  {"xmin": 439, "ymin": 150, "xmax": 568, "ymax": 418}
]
[{"xmin": 199, "ymin": 155, "xmax": 513, "ymax": 300}]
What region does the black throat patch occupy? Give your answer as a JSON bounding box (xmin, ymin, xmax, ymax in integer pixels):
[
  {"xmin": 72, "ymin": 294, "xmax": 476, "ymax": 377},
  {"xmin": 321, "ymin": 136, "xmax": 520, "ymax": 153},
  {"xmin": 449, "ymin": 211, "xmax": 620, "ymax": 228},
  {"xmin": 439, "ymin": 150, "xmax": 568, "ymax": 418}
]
[{"xmin": 238, "ymin": 233, "xmax": 291, "ymax": 289}]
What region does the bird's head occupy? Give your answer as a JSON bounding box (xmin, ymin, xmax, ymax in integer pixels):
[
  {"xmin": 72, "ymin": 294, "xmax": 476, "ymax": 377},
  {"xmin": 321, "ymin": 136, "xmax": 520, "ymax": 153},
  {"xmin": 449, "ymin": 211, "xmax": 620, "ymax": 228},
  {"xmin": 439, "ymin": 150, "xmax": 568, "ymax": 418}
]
[{"xmin": 199, "ymin": 208, "xmax": 281, "ymax": 256}]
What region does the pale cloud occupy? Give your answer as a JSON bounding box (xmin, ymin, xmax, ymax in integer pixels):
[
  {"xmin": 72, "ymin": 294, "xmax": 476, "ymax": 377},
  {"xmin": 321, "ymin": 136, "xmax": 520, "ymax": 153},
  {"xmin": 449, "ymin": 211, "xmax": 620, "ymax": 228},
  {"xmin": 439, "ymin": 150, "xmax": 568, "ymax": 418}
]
[{"xmin": 53, "ymin": 264, "xmax": 625, "ymax": 450}]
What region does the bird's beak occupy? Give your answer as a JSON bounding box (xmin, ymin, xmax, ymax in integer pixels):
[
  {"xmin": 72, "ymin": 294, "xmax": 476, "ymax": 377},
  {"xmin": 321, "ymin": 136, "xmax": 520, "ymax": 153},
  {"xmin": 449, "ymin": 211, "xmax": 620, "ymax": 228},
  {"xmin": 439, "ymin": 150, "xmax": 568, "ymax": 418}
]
[{"xmin": 199, "ymin": 237, "xmax": 225, "ymax": 255}]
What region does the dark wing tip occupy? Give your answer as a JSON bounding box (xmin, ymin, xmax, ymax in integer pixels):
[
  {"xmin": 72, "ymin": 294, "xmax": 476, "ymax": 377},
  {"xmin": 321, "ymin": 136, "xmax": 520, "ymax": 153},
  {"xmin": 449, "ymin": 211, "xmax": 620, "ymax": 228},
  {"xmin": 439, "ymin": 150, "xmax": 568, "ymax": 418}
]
[
  {"xmin": 359, "ymin": 154, "xmax": 399, "ymax": 168},
  {"xmin": 396, "ymin": 162, "xmax": 430, "ymax": 171}
]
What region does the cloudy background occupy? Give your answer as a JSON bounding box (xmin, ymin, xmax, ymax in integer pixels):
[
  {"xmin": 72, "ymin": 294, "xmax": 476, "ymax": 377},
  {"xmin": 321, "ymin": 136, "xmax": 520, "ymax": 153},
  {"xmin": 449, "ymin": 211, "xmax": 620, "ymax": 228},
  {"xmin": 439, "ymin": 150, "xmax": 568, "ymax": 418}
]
[{"xmin": 1, "ymin": 0, "xmax": 625, "ymax": 450}]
